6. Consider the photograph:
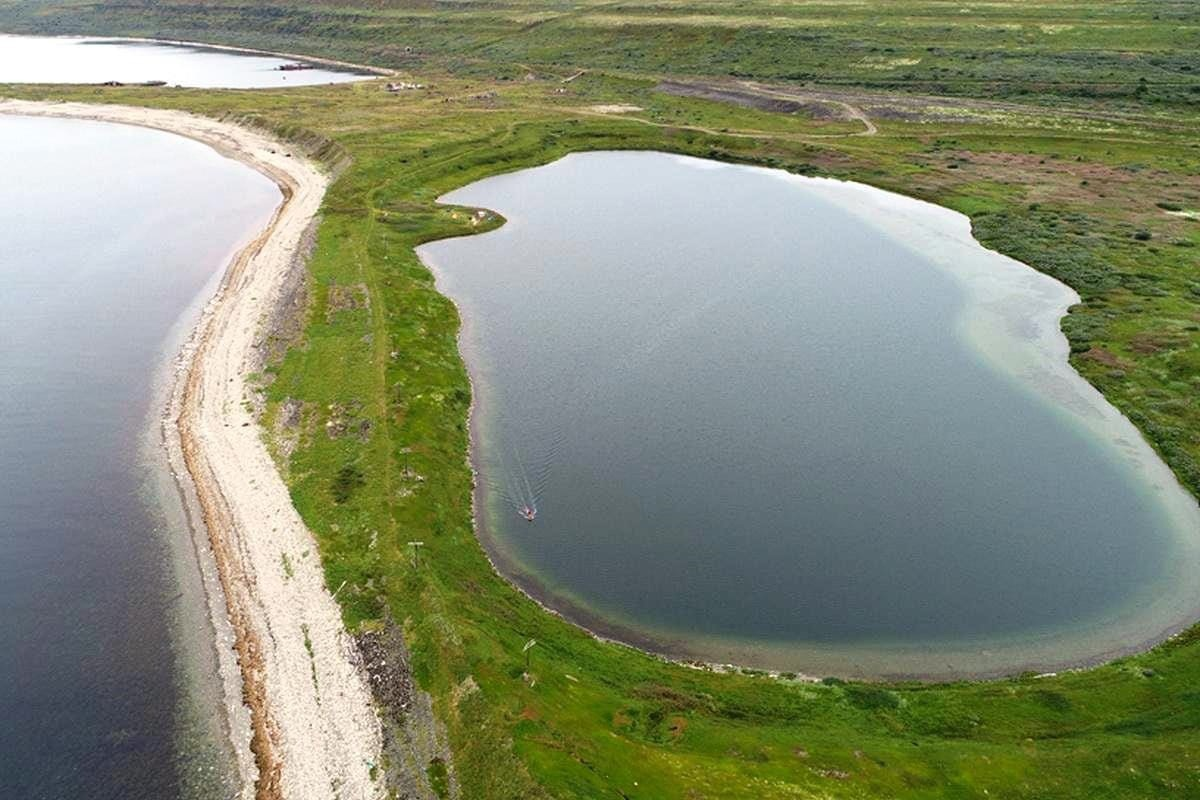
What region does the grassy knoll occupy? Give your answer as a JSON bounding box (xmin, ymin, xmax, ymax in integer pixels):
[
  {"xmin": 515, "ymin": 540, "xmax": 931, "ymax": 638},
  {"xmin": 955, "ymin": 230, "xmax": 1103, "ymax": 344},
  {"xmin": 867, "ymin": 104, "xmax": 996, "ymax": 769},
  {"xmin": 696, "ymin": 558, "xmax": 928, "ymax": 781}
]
[{"xmin": 3, "ymin": 4, "xmax": 1200, "ymax": 798}]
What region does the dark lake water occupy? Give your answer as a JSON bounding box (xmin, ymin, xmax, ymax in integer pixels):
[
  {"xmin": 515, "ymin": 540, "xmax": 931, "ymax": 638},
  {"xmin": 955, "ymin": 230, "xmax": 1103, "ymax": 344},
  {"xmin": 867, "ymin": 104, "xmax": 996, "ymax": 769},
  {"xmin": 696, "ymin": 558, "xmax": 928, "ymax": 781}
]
[
  {"xmin": 0, "ymin": 116, "xmax": 278, "ymax": 798},
  {"xmin": 0, "ymin": 34, "xmax": 371, "ymax": 88},
  {"xmin": 419, "ymin": 151, "xmax": 1200, "ymax": 678}
]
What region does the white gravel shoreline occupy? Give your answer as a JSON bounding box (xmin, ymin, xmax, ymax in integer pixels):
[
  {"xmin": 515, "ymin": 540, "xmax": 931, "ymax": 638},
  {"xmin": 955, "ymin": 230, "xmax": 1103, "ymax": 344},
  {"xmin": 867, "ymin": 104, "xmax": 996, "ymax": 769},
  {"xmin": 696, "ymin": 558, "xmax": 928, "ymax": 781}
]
[{"xmin": 0, "ymin": 99, "xmax": 383, "ymax": 800}]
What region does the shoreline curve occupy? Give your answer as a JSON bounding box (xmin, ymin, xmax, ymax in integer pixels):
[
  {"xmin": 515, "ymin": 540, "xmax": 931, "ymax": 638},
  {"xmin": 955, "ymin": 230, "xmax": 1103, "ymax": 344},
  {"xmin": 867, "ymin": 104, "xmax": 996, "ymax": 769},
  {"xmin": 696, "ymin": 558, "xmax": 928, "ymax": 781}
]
[
  {"xmin": 0, "ymin": 32, "xmax": 395, "ymax": 78},
  {"xmin": 419, "ymin": 150, "xmax": 1200, "ymax": 683},
  {"xmin": 0, "ymin": 99, "xmax": 383, "ymax": 800}
]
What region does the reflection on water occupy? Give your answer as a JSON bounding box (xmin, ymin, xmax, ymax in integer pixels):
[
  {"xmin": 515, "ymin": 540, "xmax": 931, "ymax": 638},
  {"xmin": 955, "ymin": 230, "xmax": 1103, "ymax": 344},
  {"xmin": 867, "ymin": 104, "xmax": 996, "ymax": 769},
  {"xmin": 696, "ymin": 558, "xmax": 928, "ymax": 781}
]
[
  {"xmin": 0, "ymin": 116, "xmax": 279, "ymax": 798},
  {"xmin": 419, "ymin": 151, "xmax": 1200, "ymax": 678},
  {"xmin": 0, "ymin": 34, "xmax": 372, "ymax": 88}
]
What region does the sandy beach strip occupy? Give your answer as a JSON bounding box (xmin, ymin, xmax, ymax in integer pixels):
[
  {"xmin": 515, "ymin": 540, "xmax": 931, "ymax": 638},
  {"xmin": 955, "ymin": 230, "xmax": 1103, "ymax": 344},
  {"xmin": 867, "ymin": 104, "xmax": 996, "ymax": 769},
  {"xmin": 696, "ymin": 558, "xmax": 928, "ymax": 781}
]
[
  {"xmin": 116, "ymin": 35, "xmax": 397, "ymax": 77},
  {"xmin": 0, "ymin": 100, "xmax": 382, "ymax": 800}
]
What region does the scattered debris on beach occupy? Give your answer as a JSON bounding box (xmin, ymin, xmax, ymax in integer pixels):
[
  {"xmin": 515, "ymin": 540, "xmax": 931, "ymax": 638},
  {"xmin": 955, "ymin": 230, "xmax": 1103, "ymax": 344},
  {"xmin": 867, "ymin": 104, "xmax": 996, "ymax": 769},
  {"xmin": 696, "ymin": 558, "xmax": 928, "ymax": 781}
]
[
  {"xmin": 99, "ymin": 79, "xmax": 167, "ymax": 87},
  {"xmin": 359, "ymin": 622, "xmax": 460, "ymax": 799}
]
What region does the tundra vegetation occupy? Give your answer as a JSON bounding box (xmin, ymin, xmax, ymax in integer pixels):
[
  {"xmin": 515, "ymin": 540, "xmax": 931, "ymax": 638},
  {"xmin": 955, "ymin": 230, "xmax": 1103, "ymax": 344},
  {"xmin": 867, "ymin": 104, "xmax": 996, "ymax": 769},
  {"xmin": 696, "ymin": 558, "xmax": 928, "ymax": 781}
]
[{"xmin": 2, "ymin": 1, "xmax": 1199, "ymax": 797}]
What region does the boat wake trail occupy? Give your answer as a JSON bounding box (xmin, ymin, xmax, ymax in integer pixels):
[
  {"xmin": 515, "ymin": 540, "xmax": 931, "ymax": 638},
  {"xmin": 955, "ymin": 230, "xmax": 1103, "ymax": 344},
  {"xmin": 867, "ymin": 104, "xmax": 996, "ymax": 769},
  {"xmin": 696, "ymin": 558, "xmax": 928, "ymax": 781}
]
[{"xmin": 486, "ymin": 423, "xmax": 566, "ymax": 523}]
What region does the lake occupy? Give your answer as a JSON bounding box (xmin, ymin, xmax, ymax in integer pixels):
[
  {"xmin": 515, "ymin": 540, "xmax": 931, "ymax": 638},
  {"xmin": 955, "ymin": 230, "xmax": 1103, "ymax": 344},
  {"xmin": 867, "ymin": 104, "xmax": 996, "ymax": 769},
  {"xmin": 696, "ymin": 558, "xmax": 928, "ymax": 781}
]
[
  {"xmin": 0, "ymin": 34, "xmax": 371, "ymax": 88},
  {"xmin": 0, "ymin": 116, "xmax": 279, "ymax": 798},
  {"xmin": 419, "ymin": 151, "xmax": 1200, "ymax": 679}
]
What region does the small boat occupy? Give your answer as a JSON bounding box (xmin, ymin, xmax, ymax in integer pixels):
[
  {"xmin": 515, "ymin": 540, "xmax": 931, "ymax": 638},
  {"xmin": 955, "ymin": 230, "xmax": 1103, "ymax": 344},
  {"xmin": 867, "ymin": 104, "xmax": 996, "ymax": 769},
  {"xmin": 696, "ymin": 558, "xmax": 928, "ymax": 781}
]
[{"xmin": 520, "ymin": 505, "xmax": 537, "ymax": 522}]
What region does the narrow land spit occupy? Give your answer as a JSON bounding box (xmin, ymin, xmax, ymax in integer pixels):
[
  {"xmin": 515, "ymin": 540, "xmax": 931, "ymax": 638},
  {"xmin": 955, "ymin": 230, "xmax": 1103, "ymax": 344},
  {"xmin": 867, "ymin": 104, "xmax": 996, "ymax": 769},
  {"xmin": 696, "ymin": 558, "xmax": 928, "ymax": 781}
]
[{"xmin": 0, "ymin": 100, "xmax": 383, "ymax": 800}]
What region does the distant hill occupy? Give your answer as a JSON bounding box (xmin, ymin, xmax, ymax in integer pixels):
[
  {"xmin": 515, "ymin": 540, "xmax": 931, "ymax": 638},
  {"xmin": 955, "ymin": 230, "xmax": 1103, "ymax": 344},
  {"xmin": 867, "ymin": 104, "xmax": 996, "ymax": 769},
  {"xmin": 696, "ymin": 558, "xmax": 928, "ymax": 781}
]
[{"xmin": 2, "ymin": 0, "xmax": 1199, "ymax": 108}]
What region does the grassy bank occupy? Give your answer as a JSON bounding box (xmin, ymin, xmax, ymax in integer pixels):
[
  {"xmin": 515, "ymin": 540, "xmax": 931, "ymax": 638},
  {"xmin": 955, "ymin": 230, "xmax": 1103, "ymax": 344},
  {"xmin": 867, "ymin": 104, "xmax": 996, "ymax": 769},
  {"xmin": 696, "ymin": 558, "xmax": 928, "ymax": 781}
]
[{"xmin": 3, "ymin": 4, "xmax": 1199, "ymax": 798}]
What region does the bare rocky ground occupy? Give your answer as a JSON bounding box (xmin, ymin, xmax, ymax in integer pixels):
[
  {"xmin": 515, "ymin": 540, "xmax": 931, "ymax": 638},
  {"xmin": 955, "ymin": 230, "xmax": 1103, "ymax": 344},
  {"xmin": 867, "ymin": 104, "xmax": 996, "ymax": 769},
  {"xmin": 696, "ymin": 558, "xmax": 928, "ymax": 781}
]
[
  {"xmin": 247, "ymin": 131, "xmax": 458, "ymax": 800},
  {"xmin": 358, "ymin": 622, "xmax": 459, "ymax": 800},
  {"xmin": 656, "ymin": 78, "xmax": 849, "ymax": 120},
  {"xmin": 657, "ymin": 76, "xmax": 1196, "ymax": 133}
]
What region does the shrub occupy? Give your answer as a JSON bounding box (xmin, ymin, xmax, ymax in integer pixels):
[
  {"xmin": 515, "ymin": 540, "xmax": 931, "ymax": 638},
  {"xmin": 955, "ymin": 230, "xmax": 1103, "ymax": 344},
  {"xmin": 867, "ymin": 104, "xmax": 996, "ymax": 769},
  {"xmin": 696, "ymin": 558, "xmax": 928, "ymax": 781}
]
[
  {"xmin": 845, "ymin": 685, "xmax": 902, "ymax": 711},
  {"xmin": 332, "ymin": 463, "xmax": 366, "ymax": 503}
]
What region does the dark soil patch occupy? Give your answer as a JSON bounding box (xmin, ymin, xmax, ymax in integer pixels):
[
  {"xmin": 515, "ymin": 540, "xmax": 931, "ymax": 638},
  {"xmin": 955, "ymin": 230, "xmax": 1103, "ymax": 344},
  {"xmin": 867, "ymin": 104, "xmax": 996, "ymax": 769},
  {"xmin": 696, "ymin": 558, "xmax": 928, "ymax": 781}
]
[
  {"xmin": 358, "ymin": 620, "xmax": 459, "ymax": 799},
  {"xmin": 1081, "ymin": 347, "xmax": 1126, "ymax": 369},
  {"xmin": 656, "ymin": 80, "xmax": 843, "ymax": 120},
  {"xmin": 358, "ymin": 623, "xmax": 416, "ymax": 716},
  {"xmin": 259, "ymin": 217, "xmax": 316, "ymax": 369},
  {"xmin": 325, "ymin": 282, "xmax": 370, "ymax": 321},
  {"xmin": 325, "ymin": 399, "xmax": 372, "ymax": 441}
]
